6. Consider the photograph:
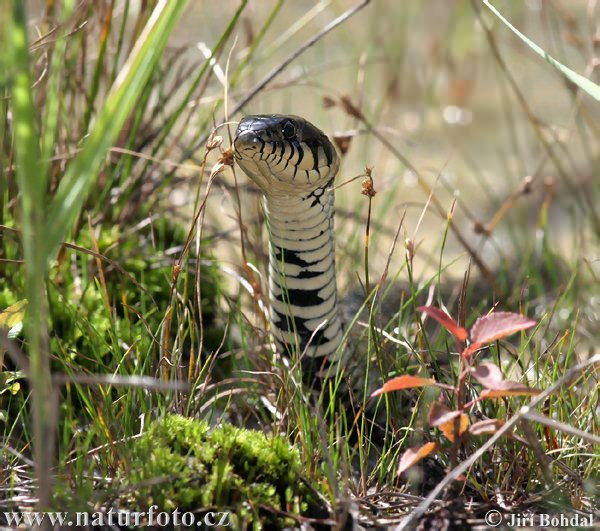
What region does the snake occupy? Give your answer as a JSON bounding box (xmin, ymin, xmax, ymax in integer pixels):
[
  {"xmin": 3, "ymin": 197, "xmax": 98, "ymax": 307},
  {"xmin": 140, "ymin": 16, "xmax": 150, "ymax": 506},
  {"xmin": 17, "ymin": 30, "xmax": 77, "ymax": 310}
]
[{"xmin": 233, "ymin": 114, "xmax": 346, "ymax": 379}]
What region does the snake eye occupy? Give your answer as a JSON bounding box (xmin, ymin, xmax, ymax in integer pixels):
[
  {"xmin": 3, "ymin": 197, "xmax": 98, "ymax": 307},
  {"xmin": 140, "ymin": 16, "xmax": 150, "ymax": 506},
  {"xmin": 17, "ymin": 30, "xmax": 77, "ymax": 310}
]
[{"xmin": 282, "ymin": 121, "xmax": 296, "ymax": 140}]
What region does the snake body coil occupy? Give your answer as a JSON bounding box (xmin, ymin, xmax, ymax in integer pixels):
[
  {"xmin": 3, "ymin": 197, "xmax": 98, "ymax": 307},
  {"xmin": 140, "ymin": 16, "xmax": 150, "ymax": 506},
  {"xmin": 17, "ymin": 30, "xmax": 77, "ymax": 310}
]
[{"xmin": 234, "ymin": 115, "xmax": 345, "ymax": 377}]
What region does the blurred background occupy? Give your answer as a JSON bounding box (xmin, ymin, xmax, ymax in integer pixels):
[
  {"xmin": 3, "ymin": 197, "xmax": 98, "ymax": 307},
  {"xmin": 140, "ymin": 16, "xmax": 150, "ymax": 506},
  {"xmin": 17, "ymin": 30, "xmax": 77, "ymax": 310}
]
[{"xmin": 173, "ymin": 1, "xmax": 597, "ymax": 292}]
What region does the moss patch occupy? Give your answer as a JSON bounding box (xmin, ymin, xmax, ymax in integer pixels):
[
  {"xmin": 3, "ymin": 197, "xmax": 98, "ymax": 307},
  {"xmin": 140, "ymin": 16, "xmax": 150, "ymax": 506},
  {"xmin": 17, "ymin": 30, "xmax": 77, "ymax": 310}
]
[{"xmin": 118, "ymin": 414, "xmax": 323, "ymax": 528}]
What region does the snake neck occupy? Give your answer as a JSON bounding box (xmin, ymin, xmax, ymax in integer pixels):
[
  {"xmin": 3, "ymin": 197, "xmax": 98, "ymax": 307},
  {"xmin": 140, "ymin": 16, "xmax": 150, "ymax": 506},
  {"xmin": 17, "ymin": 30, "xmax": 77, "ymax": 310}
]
[{"xmin": 262, "ymin": 180, "xmax": 345, "ymax": 375}]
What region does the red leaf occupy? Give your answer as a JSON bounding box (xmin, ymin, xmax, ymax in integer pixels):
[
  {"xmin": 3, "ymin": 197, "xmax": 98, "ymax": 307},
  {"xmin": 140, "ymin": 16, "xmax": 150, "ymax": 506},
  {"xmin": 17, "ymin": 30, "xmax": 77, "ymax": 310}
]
[
  {"xmin": 472, "ymin": 363, "xmax": 505, "ymax": 389},
  {"xmin": 470, "ymin": 312, "xmax": 536, "ymax": 345},
  {"xmin": 371, "ymin": 375, "xmax": 437, "ymax": 397},
  {"xmin": 442, "ymin": 415, "xmax": 469, "ymax": 442},
  {"xmin": 397, "ymin": 442, "xmax": 438, "ymax": 474},
  {"xmin": 480, "ymin": 383, "xmax": 542, "ymax": 398},
  {"xmin": 473, "ymin": 363, "xmax": 541, "ymax": 397},
  {"xmin": 468, "ymin": 419, "xmax": 505, "ymax": 435},
  {"xmin": 428, "ymin": 402, "xmax": 469, "ymax": 442},
  {"xmin": 463, "ymin": 343, "xmax": 482, "ymax": 358},
  {"xmin": 417, "ymin": 306, "xmax": 468, "ymax": 342},
  {"xmin": 428, "ymin": 402, "xmax": 461, "ymax": 427}
]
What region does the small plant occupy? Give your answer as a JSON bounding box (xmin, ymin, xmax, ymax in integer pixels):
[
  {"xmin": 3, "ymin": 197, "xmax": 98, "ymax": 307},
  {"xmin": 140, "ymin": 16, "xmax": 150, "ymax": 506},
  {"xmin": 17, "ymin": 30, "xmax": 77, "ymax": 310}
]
[{"xmin": 372, "ymin": 306, "xmax": 538, "ymax": 474}]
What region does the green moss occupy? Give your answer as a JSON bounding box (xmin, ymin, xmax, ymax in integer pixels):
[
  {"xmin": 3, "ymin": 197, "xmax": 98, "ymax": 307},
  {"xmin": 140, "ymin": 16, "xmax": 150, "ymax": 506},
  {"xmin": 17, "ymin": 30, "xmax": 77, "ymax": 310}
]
[
  {"xmin": 44, "ymin": 217, "xmax": 225, "ymax": 369},
  {"xmin": 119, "ymin": 414, "xmax": 322, "ymax": 528}
]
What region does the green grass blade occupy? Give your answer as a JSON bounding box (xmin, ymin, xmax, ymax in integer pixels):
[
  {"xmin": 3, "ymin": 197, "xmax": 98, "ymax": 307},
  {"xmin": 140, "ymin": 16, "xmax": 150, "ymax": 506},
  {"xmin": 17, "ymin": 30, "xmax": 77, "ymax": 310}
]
[
  {"xmin": 483, "ymin": 0, "xmax": 600, "ymax": 102},
  {"xmin": 5, "ymin": 2, "xmax": 43, "ymax": 247},
  {"xmin": 5, "ymin": 0, "xmax": 52, "ymax": 507},
  {"xmin": 44, "ymin": 0, "xmax": 188, "ymax": 262}
]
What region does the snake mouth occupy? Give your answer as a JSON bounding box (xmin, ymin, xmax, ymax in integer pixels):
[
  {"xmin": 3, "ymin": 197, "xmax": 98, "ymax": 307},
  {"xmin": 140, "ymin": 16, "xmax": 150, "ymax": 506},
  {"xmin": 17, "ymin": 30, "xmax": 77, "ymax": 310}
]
[{"xmin": 233, "ymin": 129, "xmax": 263, "ymax": 161}]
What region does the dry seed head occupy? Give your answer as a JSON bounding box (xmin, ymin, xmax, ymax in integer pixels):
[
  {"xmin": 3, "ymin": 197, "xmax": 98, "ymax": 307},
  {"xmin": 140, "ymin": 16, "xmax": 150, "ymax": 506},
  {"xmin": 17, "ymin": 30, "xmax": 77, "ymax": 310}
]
[
  {"xmin": 333, "ymin": 134, "xmax": 352, "ymax": 155},
  {"xmin": 563, "ymin": 31, "xmax": 583, "ymax": 49},
  {"xmin": 473, "ymin": 221, "xmax": 490, "ymax": 236},
  {"xmin": 361, "ymin": 177, "xmax": 376, "ymax": 198},
  {"xmin": 340, "ymin": 94, "xmax": 363, "ymax": 120},
  {"xmin": 218, "ymin": 147, "xmax": 234, "ymax": 167},
  {"xmin": 207, "ymin": 131, "xmax": 223, "ymax": 150},
  {"xmin": 322, "ymin": 95, "xmax": 337, "ymax": 108},
  {"xmin": 405, "ymin": 237, "xmax": 414, "ymax": 261},
  {"xmin": 519, "ymin": 175, "xmax": 533, "ymax": 195},
  {"xmin": 210, "ymin": 147, "xmax": 235, "ymax": 178},
  {"xmin": 172, "ymin": 264, "xmax": 181, "ymax": 282},
  {"xmin": 563, "ymin": 13, "xmax": 577, "ymax": 29}
]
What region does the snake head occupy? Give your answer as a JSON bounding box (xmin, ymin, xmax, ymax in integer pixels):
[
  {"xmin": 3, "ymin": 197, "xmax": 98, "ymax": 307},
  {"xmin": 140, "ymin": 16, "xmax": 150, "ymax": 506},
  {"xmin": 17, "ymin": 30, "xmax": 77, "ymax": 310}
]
[{"xmin": 233, "ymin": 114, "xmax": 340, "ymax": 194}]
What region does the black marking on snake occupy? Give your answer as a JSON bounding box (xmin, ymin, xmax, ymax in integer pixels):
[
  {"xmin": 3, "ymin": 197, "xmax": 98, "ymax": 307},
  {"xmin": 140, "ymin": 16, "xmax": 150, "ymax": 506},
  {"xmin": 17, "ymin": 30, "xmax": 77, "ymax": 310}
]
[
  {"xmin": 322, "ymin": 138, "xmax": 334, "ymax": 166},
  {"xmin": 272, "ymin": 143, "xmax": 283, "ymax": 166},
  {"xmin": 274, "ymin": 288, "xmax": 324, "ymax": 307},
  {"xmin": 284, "ymin": 213, "xmax": 327, "ymax": 229},
  {"xmin": 274, "ymin": 310, "xmax": 328, "ymax": 346},
  {"xmin": 273, "ymin": 247, "xmax": 310, "ymax": 267},
  {"xmin": 307, "ymin": 186, "xmax": 326, "ymax": 207},
  {"xmin": 308, "ymin": 179, "xmax": 334, "ymax": 207},
  {"xmin": 272, "ymin": 265, "xmax": 334, "ymax": 292},
  {"xmin": 278, "ymin": 267, "xmax": 323, "ymax": 280},
  {"xmin": 256, "ymin": 136, "xmax": 266, "ymax": 154},
  {"xmin": 274, "ymin": 246, "xmax": 331, "ymax": 267},
  {"xmin": 281, "ymin": 218, "xmax": 327, "ymax": 232},
  {"xmin": 274, "ymin": 288, "xmax": 337, "ymax": 321},
  {"xmin": 305, "ymin": 140, "xmax": 321, "ymax": 170},
  {"xmin": 272, "ymin": 236, "xmax": 331, "ymax": 262},
  {"xmin": 272, "ymin": 268, "xmax": 333, "ymax": 289},
  {"xmin": 296, "ymin": 143, "xmax": 304, "ymax": 167},
  {"xmin": 297, "ymin": 229, "xmax": 327, "ymax": 243},
  {"xmin": 278, "ymin": 144, "xmax": 287, "ymax": 166}
]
